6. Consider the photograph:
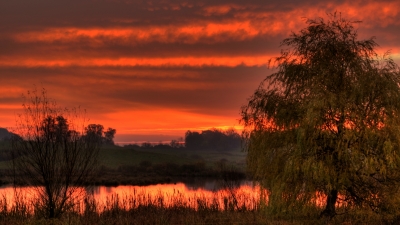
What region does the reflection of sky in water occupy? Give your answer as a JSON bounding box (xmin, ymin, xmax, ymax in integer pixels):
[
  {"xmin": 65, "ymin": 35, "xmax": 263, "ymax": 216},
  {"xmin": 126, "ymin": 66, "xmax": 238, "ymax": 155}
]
[
  {"xmin": 0, "ymin": 180, "xmax": 260, "ymax": 214},
  {"xmin": 0, "ymin": 182, "xmax": 342, "ymax": 212},
  {"xmin": 0, "ymin": 182, "xmax": 262, "ymax": 212}
]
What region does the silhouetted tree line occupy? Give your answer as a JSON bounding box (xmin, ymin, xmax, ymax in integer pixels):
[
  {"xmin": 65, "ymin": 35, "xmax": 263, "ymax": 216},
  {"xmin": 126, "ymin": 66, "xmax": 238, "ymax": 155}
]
[
  {"xmin": 185, "ymin": 128, "xmax": 241, "ymax": 151},
  {"xmin": 85, "ymin": 124, "xmax": 116, "ymax": 145},
  {"xmin": 0, "ymin": 121, "xmax": 116, "ymax": 164},
  {"xmin": 97, "ymin": 160, "xmax": 246, "ymax": 186},
  {"xmin": 124, "ymin": 140, "xmax": 184, "ymax": 150},
  {"xmin": 123, "ymin": 128, "xmax": 241, "ymax": 151},
  {"xmin": 0, "ymin": 123, "xmax": 116, "ymax": 147}
]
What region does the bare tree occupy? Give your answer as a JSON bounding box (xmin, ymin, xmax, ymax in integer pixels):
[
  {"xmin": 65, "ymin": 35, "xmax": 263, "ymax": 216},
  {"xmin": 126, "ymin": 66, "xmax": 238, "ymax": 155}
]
[{"xmin": 11, "ymin": 88, "xmax": 101, "ymax": 218}]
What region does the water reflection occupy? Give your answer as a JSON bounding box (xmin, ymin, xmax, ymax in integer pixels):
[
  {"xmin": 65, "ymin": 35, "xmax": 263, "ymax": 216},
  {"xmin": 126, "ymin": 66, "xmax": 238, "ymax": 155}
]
[
  {"xmin": 91, "ymin": 181, "xmax": 260, "ymax": 210},
  {"xmin": 0, "ymin": 181, "xmax": 261, "ymax": 213}
]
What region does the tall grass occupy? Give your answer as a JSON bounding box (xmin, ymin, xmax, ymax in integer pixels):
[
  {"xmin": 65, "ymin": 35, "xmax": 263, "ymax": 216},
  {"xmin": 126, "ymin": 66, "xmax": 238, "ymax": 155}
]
[
  {"xmin": 0, "ymin": 186, "xmax": 396, "ymax": 224},
  {"xmin": 0, "ymin": 187, "xmax": 270, "ymax": 225}
]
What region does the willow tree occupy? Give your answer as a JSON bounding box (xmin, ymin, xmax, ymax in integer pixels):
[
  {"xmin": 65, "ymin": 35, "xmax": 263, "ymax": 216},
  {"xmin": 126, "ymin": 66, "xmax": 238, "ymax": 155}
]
[
  {"xmin": 11, "ymin": 88, "xmax": 101, "ymax": 218},
  {"xmin": 241, "ymin": 15, "xmax": 400, "ymax": 218}
]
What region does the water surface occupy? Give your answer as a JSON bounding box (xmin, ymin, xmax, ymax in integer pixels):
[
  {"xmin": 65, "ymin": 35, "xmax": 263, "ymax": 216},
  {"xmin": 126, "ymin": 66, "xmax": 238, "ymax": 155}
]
[{"xmin": 0, "ymin": 181, "xmax": 262, "ymax": 212}]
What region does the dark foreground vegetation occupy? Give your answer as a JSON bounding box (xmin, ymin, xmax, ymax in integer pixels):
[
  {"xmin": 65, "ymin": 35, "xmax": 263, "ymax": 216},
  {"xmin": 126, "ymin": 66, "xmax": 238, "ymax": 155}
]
[
  {"xmin": 0, "ymin": 191, "xmax": 398, "ymax": 225},
  {"xmin": 0, "ymin": 197, "xmax": 266, "ymax": 225}
]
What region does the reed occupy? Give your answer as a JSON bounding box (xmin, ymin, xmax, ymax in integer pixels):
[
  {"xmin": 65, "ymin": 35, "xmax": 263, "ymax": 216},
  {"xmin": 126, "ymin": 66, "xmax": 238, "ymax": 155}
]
[
  {"xmin": 0, "ymin": 188, "xmax": 269, "ymax": 225},
  {"xmin": 0, "ymin": 187, "xmax": 395, "ymax": 224}
]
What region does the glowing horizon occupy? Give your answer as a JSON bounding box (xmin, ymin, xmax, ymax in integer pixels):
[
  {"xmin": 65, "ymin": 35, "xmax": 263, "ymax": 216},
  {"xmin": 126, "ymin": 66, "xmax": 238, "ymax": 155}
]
[{"xmin": 1, "ymin": 0, "xmax": 400, "ymax": 142}]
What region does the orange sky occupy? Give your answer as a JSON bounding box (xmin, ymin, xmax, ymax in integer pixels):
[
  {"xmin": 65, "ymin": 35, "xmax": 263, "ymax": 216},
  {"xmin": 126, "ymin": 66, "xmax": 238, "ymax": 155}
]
[{"xmin": 1, "ymin": 0, "xmax": 400, "ymax": 143}]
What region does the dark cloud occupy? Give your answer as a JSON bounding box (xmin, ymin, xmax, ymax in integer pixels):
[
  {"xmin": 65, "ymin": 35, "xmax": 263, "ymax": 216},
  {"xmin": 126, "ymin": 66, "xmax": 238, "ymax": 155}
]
[
  {"xmin": 1, "ymin": 0, "xmax": 399, "ymax": 142},
  {"xmin": 0, "ymin": 36, "xmax": 283, "ymax": 59},
  {"xmin": 0, "ymin": 66, "xmax": 267, "ymax": 116}
]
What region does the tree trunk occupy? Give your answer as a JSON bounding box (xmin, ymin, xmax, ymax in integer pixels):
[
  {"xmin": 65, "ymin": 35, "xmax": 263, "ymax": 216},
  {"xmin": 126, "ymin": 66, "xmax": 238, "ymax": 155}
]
[
  {"xmin": 49, "ymin": 206, "xmax": 55, "ymax": 218},
  {"xmin": 46, "ymin": 186, "xmax": 56, "ymax": 218},
  {"xmin": 321, "ymin": 189, "xmax": 338, "ymax": 218}
]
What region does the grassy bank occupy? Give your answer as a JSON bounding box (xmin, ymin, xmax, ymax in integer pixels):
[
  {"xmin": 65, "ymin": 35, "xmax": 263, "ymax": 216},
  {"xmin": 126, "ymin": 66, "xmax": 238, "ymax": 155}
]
[
  {"xmin": 94, "ymin": 160, "xmax": 246, "ymax": 186},
  {"xmin": 98, "ymin": 144, "xmax": 246, "ymax": 170},
  {"xmin": 97, "ymin": 145, "xmax": 247, "ymax": 185}
]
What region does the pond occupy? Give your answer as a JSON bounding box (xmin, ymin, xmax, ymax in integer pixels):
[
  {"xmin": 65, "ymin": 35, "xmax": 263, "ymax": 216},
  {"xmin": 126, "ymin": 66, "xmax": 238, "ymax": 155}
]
[{"xmin": 0, "ymin": 180, "xmax": 263, "ymax": 213}]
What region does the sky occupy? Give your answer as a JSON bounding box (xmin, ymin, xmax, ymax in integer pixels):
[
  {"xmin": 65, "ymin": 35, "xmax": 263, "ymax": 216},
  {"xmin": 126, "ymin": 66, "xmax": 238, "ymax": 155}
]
[{"xmin": 1, "ymin": 0, "xmax": 400, "ymax": 144}]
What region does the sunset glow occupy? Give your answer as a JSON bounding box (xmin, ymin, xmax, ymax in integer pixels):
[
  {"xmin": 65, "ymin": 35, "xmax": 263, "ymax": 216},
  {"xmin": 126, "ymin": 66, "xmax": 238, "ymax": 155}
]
[
  {"xmin": 1, "ymin": 0, "xmax": 400, "ymax": 142},
  {"xmin": 0, "ymin": 56, "xmax": 272, "ymax": 67}
]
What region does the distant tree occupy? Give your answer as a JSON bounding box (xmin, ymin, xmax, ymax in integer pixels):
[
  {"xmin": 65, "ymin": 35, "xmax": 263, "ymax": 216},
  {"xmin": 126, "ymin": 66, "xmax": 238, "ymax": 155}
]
[
  {"xmin": 153, "ymin": 142, "xmax": 173, "ymax": 149},
  {"xmin": 185, "ymin": 131, "xmax": 203, "ymax": 150},
  {"xmin": 224, "ymin": 128, "xmax": 241, "ymax": 150},
  {"xmin": 85, "ymin": 124, "xmax": 104, "ymax": 143},
  {"xmin": 11, "ymin": 88, "xmax": 101, "ymax": 218},
  {"xmin": 185, "ymin": 128, "xmax": 241, "ymax": 151},
  {"xmin": 241, "ymin": 15, "xmax": 400, "ymax": 218},
  {"xmin": 201, "ymin": 129, "xmax": 224, "ymax": 149},
  {"xmin": 85, "ymin": 125, "xmax": 116, "ymax": 145},
  {"xmin": 141, "ymin": 142, "xmax": 153, "ymax": 148},
  {"xmin": 170, "ymin": 139, "xmax": 182, "ymax": 148},
  {"xmin": 104, "ymin": 127, "xmax": 116, "ymax": 145}
]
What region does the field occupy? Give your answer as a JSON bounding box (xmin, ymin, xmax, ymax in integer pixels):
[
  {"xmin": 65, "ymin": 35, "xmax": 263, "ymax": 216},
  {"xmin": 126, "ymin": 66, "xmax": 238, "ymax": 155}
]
[
  {"xmin": 0, "ymin": 141, "xmax": 247, "ymax": 186},
  {"xmin": 95, "ymin": 145, "xmax": 247, "ymax": 186},
  {"xmin": 0, "ymin": 142, "xmax": 398, "ymax": 224},
  {"xmin": 99, "ymin": 144, "xmax": 246, "ymax": 169}
]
